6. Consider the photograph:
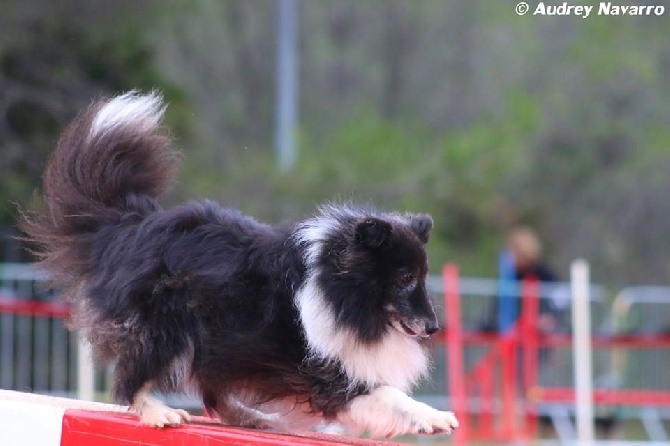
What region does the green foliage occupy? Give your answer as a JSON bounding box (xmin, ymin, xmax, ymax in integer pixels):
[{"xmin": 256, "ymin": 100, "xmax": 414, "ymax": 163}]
[
  {"xmin": 0, "ymin": 1, "xmax": 192, "ymax": 227},
  {"xmin": 188, "ymin": 92, "xmax": 541, "ymax": 276},
  {"xmin": 4, "ymin": 0, "xmax": 670, "ymax": 283}
]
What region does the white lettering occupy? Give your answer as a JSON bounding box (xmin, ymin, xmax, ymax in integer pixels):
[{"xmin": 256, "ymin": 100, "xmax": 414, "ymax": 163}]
[
  {"xmin": 599, "ymin": 3, "xmax": 666, "ymax": 16},
  {"xmin": 533, "ymin": 2, "xmax": 665, "ymax": 17},
  {"xmin": 534, "ymin": 2, "xmax": 592, "ymax": 18}
]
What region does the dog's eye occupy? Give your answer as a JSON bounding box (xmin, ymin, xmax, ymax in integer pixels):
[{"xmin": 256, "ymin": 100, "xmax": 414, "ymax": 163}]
[{"xmin": 399, "ymin": 272, "xmax": 415, "ymax": 285}]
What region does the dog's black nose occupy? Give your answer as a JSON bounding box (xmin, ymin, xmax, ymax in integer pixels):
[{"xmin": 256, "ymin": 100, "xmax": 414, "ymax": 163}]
[{"xmin": 425, "ymin": 322, "xmax": 440, "ymax": 336}]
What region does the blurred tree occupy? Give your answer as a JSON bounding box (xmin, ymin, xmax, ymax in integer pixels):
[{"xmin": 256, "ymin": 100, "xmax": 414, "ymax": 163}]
[
  {"xmin": 0, "ymin": 0, "xmax": 188, "ymax": 228},
  {"xmin": 2, "ymin": 0, "xmax": 670, "ymax": 283}
]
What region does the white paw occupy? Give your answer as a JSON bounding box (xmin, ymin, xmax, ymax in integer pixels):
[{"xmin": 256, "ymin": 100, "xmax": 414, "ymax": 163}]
[
  {"xmin": 139, "ymin": 406, "xmax": 191, "ymax": 428},
  {"xmin": 339, "ymin": 386, "xmax": 460, "ymax": 439},
  {"xmin": 407, "ymin": 407, "xmax": 459, "ymax": 435}
]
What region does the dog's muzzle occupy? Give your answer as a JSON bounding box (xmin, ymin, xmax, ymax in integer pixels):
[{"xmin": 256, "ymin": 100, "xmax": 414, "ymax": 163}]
[{"xmin": 391, "ymin": 316, "xmax": 440, "ymax": 338}]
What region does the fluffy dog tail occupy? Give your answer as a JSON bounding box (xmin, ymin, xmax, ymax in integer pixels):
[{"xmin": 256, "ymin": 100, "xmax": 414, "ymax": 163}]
[{"xmin": 20, "ymin": 91, "xmax": 179, "ymax": 293}]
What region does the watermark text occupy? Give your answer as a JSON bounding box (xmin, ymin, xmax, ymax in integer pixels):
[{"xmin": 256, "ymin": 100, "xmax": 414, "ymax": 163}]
[{"xmin": 515, "ymin": 2, "xmax": 666, "ymax": 18}]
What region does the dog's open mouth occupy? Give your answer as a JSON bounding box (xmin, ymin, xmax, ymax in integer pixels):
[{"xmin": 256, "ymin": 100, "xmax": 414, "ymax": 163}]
[
  {"xmin": 398, "ymin": 320, "xmax": 418, "ymax": 336},
  {"xmin": 389, "ymin": 317, "xmax": 429, "ymax": 339}
]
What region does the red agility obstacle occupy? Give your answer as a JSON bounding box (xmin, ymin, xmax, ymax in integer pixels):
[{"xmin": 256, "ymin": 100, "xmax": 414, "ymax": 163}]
[{"xmin": 0, "ymin": 390, "xmax": 404, "ymax": 446}]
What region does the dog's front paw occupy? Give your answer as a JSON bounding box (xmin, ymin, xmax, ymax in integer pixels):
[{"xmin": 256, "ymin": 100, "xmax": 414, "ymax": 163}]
[
  {"xmin": 139, "ymin": 405, "xmax": 191, "ymax": 428},
  {"xmin": 339, "ymin": 386, "xmax": 459, "ymax": 439},
  {"xmin": 407, "ymin": 406, "xmax": 459, "ymax": 435}
]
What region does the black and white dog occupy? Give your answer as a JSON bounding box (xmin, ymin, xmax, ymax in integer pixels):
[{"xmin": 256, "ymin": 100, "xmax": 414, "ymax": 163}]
[{"xmin": 21, "ymin": 92, "xmax": 458, "ymax": 438}]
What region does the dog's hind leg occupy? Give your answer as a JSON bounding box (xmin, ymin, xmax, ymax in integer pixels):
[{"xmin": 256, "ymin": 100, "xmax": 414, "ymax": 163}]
[
  {"xmin": 111, "ymin": 324, "xmax": 193, "ymax": 427},
  {"xmin": 130, "ymin": 381, "xmax": 191, "ymax": 428}
]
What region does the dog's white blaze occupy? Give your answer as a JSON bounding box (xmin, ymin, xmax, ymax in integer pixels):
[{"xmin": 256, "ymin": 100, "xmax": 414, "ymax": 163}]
[
  {"xmin": 295, "ymin": 276, "xmax": 429, "ymax": 392},
  {"xmin": 294, "ymin": 220, "xmax": 336, "ymax": 266},
  {"xmin": 90, "ymin": 91, "xmax": 165, "ymax": 139},
  {"xmin": 294, "ymin": 204, "xmax": 360, "ymax": 266}
]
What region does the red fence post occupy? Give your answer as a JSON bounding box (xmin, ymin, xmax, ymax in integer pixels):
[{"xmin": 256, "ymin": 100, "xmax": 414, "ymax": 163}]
[
  {"xmin": 479, "ymin": 362, "xmax": 494, "ymax": 439},
  {"xmin": 499, "ymin": 333, "xmax": 517, "ymax": 440},
  {"xmin": 521, "ymin": 277, "xmax": 540, "ymax": 439},
  {"xmin": 443, "ymin": 264, "xmax": 467, "ymax": 445}
]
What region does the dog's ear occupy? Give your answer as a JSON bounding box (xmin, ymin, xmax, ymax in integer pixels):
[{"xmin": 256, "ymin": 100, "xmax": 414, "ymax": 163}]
[
  {"xmin": 355, "ymin": 218, "xmax": 392, "ymax": 249},
  {"xmin": 407, "ymin": 213, "xmax": 433, "ymax": 244}
]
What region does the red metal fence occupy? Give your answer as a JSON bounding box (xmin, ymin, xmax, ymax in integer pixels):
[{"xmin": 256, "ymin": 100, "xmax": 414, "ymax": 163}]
[{"xmin": 441, "ymin": 263, "xmax": 670, "ymax": 444}]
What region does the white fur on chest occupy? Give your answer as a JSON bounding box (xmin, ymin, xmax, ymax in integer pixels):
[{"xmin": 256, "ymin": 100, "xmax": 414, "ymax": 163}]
[{"xmin": 295, "ymin": 277, "xmax": 429, "ymax": 392}]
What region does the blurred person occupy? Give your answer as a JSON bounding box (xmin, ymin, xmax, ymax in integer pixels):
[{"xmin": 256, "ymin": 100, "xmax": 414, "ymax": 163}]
[
  {"xmin": 506, "ymin": 226, "xmax": 562, "ymax": 333},
  {"xmin": 481, "ymin": 226, "xmax": 565, "ymax": 333}
]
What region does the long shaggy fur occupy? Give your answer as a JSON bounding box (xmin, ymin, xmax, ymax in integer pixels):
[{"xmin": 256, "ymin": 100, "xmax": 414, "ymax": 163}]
[{"xmin": 20, "ymin": 92, "xmax": 456, "ymax": 436}]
